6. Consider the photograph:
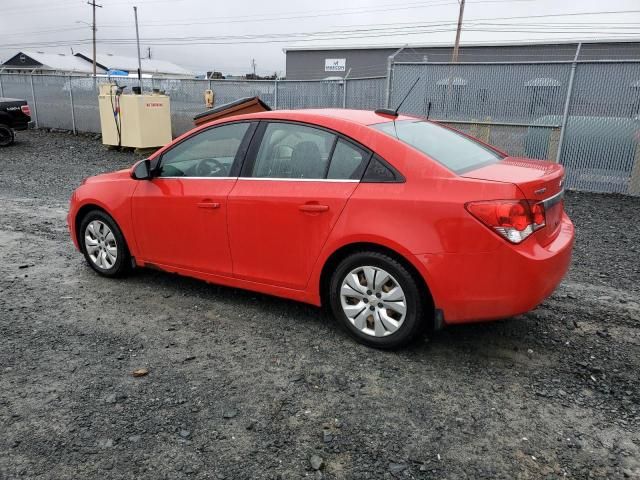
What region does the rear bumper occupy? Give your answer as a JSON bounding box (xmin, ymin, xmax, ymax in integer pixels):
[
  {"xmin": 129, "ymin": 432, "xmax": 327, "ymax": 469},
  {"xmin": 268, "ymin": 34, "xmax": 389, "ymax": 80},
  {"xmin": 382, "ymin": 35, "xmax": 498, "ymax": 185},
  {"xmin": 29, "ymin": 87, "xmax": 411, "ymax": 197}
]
[{"xmin": 415, "ymin": 212, "xmax": 574, "ymax": 324}]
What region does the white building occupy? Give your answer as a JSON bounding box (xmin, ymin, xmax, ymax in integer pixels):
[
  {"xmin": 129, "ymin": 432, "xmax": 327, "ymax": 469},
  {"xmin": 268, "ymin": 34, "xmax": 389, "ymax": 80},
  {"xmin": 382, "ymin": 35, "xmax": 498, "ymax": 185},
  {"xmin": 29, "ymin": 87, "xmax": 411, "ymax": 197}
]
[
  {"xmin": 0, "ymin": 51, "xmax": 103, "ymax": 75},
  {"xmin": 1, "ymin": 51, "xmax": 193, "ymax": 78}
]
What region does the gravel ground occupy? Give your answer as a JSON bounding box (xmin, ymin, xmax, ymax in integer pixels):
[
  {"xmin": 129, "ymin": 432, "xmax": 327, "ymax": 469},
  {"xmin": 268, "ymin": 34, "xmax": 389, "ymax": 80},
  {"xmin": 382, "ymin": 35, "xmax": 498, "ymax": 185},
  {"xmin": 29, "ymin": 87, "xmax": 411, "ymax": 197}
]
[{"xmin": 1, "ymin": 129, "xmax": 639, "ymax": 480}]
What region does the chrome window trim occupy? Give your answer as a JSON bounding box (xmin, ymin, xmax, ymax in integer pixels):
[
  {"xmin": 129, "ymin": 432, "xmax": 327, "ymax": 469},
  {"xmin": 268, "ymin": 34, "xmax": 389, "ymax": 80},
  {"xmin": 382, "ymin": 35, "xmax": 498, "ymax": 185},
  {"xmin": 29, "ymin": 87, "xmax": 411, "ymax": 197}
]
[
  {"xmin": 155, "ymin": 176, "xmax": 360, "ymax": 183},
  {"xmin": 237, "ymin": 177, "xmax": 359, "ymax": 183},
  {"xmin": 542, "ymin": 189, "xmax": 564, "ymax": 209},
  {"xmin": 155, "ymin": 176, "xmax": 238, "ymax": 180}
]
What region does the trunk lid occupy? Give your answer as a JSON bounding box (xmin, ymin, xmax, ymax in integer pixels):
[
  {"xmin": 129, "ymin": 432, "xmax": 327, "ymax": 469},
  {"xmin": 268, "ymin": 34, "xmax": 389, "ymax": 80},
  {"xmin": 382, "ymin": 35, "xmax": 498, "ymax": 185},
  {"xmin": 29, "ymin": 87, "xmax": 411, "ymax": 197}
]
[{"xmin": 462, "ymin": 157, "xmax": 565, "ymax": 245}]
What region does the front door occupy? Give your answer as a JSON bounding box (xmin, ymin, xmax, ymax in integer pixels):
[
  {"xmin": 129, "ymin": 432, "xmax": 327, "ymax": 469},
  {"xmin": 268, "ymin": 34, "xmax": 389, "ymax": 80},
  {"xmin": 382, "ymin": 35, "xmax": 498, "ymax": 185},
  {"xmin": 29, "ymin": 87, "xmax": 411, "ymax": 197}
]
[
  {"xmin": 227, "ymin": 121, "xmax": 370, "ymax": 289},
  {"xmin": 131, "ymin": 122, "xmax": 254, "ymax": 275}
]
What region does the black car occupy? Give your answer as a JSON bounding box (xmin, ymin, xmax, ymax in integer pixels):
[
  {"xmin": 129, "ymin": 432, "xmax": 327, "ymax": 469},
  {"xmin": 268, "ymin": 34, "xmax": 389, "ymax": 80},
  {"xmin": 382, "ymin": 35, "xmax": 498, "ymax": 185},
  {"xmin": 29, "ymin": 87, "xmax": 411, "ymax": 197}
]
[{"xmin": 0, "ymin": 97, "xmax": 31, "ymax": 146}]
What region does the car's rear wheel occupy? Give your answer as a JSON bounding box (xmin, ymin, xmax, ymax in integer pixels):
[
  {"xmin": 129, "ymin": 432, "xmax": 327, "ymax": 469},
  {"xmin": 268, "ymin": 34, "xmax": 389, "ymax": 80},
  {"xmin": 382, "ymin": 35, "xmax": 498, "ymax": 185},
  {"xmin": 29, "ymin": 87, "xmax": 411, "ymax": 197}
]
[
  {"xmin": 79, "ymin": 210, "xmax": 131, "ymax": 277},
  {"xmin": 329, "ymin": 251, "xmax": 426, "ymax": 349},
  {"xmin": 0, "ymin": 124, "xmax": 15, "ymax": 147}
]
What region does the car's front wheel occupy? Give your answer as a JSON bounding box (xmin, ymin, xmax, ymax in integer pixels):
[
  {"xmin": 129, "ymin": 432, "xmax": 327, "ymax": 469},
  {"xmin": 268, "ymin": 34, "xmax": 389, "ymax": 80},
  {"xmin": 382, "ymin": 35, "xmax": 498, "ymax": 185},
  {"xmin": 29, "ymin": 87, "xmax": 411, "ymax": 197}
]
[
  {"xmin": 79, "ymin": 210, "xmax": 131, "ymax": 277},
  {"xmin": 329, "ymin": 251, "xmax": 426, "ymax": 349},
  {"xmin": 0, "ymin": 124, "xmax": 15, "ymax": 147}
]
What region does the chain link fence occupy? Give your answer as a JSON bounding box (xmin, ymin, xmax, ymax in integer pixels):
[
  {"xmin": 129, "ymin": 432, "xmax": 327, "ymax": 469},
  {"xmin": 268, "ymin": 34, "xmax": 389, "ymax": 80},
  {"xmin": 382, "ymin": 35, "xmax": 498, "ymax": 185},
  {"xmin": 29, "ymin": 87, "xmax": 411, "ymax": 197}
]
[
  {"xmin": 0, "ymin": 73, "xmax": 385, "ymax": 137},
  {"xmin": 2, "ymin": 64, "xmax": 639, "ymax": 196},
  {"xmin": 346, "ymin": 77, "xmax": 387, "ymax": 110},
  {"xmin": 391, "ymin": 60, "xmax": 640, "ymax": 196}
]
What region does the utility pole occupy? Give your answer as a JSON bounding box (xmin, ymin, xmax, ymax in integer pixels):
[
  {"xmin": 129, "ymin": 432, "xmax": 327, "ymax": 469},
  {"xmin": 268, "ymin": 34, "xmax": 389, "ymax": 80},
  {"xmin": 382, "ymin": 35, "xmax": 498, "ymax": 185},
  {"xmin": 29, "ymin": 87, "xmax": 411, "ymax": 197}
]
[
  {"xmin": 134, "ymin": 6, "xmax": 143, "ymax": 89},
  {"xmin": 87, "ymin": 0, "xmax": 102, "ymax": 77},
  {"xmin": 451, "ymin": 0, "xmax": 465, "ymax": 63},
  {"xmin": 147, "ymin": 46, "xmax": 151, "ymax": 59},
  {"xmin": 444, "ymin": 0, "xmax": 465, "ymax": 115}
]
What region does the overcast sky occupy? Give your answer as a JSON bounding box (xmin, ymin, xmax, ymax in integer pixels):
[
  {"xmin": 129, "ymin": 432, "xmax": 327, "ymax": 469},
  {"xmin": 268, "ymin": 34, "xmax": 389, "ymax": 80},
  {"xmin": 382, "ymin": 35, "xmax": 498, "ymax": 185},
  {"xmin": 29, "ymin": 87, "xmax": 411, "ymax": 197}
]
[{"xmin": 1, "ymin": 0, "xmax": 638, "ymax": 76}]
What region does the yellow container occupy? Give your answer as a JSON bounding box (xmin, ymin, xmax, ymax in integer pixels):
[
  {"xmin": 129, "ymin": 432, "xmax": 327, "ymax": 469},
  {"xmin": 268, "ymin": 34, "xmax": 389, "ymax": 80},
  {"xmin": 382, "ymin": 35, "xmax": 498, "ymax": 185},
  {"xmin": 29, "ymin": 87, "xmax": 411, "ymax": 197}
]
[{"xmin": 98, "ymin": 84, "xmax": 172, "ymax": 148}]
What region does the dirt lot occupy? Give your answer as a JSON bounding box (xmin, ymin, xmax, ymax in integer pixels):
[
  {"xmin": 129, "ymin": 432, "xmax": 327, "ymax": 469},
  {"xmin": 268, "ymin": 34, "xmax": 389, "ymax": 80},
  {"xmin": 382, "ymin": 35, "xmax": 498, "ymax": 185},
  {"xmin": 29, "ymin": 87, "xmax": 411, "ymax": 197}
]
[{"xmin": 1, "ymin": 129, "xmax": 639, "ymax": 480}]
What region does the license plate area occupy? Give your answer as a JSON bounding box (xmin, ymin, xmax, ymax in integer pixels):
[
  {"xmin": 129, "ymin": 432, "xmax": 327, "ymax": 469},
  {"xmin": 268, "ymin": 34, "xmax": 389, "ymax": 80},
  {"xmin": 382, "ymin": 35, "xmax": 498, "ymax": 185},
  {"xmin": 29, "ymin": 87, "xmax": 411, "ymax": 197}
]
[{"xmin": 539, "ymin": 190, "xmax": 564, "ymax": 244}]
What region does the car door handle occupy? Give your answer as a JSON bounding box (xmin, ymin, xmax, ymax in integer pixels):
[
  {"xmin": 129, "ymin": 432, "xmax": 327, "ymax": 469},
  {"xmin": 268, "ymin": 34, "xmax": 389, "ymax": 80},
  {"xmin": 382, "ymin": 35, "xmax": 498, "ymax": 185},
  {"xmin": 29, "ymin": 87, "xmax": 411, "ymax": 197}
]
[
  {"xmin": 197, "ymin": 201, "xmax": 221, "ymax": 209},
  {"xmin": 299, "ymin": 204, "xmax": 329, "ymax": 213}
]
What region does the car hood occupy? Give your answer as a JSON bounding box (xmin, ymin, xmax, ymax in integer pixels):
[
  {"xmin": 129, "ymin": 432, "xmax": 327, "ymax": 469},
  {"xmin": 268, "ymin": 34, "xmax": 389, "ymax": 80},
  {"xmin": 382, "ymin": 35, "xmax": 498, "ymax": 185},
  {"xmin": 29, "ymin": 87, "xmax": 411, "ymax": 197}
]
[{"xmin": 83, "ymin": 168, "xmax": 131, "ymax": 184}]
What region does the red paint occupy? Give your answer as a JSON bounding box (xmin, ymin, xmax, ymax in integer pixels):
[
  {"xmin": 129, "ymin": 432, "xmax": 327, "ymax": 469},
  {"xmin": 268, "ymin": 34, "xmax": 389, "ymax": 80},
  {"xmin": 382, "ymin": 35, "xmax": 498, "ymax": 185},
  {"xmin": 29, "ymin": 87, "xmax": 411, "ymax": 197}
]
[
  {"xmin": 68, "ymin": 109, "xmax": 574, "ymax": 326},
  {"xmin": 227, "ymin": 179, "xmax": 358, "ymax": 289},
  {"xmin": 131, "ymin": 178, "xmax": 236, "ymax": 275}
]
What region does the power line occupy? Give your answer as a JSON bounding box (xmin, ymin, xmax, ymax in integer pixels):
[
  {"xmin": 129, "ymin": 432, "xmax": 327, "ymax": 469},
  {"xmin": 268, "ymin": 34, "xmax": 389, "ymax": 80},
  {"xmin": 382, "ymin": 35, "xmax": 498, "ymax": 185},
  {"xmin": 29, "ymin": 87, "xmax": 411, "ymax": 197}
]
[
  {"xmin": 3, "ymin": 29, "xmax": 638, "ymax": 51},
  {"xmin": 2, "ymin": 9, "xmax": 639, "ymax": 50},
  {"xmin": 41, "ymin": 13, "xmax": 640, "ymax": 43},
  {"xmin": 3, "ymin": 19, "xmax": 639, "ymax": 40},
  {"xmin": 3, "ymin": 19, "xmax": 640, "ymax": 40},
  {"xmin": 2, "ymin": 5, "xmax": 637, "ymax": 38},
  {"xmin": 95, "ymin": 0, "xmax": 531, "ymax": 28},
  {"xmin": 4, "ymin": 34, "xmax": 639, "ymax": 50}
]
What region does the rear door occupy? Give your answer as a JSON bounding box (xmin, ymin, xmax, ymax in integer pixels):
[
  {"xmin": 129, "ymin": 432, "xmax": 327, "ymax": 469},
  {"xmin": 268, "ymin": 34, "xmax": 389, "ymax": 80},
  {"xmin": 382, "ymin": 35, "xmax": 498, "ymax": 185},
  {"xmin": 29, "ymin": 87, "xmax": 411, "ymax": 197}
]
[
  {"xmin": 227, "ymin": 121, "xmax": 370, "ymax": 289},
  {"xmin": 131, "ymin": 122, "xmax": 255, "ymax": 275}
]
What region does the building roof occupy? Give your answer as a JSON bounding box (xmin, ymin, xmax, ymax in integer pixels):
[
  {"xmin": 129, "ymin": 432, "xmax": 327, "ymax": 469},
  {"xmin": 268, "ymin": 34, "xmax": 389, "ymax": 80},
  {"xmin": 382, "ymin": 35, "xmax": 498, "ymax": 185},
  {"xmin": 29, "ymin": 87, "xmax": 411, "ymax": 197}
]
[
  {"xmin": 283, "ymin": 37, "xmax": 640, "ymax": 52},
  {"xmin": 1, "ymin": 51, "xmax": 102, "ymax": 73},
  {"xmin": 75, "ymin": 52, "xmax": 193, "ymax": 77}
]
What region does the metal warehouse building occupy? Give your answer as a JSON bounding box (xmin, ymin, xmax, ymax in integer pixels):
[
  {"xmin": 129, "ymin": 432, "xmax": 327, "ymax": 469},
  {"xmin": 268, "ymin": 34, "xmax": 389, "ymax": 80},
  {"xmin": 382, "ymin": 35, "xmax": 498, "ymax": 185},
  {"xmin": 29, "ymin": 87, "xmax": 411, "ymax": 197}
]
[{"xmin": 284, "ymin": 40, "xmax": 640, "ymax": 80}]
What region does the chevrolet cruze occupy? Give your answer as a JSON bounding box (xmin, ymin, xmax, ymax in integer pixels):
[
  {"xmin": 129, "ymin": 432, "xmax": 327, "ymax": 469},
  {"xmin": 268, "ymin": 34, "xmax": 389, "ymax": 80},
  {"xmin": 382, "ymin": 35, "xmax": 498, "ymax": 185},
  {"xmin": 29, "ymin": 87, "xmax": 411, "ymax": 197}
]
[{"xmin": 67, "ymin": 109, "xmax": 574, "ymax": 348}]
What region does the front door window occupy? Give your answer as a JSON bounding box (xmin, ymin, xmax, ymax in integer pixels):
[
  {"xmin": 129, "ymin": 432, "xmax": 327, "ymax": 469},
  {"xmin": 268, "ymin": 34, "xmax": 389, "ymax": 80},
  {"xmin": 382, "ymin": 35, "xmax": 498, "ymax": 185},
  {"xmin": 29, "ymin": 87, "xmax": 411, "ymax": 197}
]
[{"xmin": 159, "ymin": 122, "xmax": 250, "ymax": 177}]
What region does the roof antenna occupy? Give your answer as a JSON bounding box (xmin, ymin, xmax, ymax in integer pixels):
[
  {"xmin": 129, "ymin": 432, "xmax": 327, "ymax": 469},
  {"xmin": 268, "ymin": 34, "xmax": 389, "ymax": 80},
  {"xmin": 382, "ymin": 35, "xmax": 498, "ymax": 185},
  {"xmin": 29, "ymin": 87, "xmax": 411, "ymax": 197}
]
[{"xmin": 375, "ymin": 76, "xmax": 421, "ymax": 117}]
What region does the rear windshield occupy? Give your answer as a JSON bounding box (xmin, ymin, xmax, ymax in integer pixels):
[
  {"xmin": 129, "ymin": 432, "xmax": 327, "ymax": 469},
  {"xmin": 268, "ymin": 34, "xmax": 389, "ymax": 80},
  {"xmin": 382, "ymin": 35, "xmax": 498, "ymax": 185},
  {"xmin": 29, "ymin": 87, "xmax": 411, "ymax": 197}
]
[{"xmin": 372, "ymin": 120, "xmax": 504, "ymax": 173}]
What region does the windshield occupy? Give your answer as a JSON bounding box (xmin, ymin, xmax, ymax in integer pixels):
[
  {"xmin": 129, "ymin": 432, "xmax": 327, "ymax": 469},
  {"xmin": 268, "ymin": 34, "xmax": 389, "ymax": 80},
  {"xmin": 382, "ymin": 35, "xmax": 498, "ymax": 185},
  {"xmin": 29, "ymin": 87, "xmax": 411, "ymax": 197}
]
[{"xmin": 372, "ymin": 120, "xmax": 504, "ymax": 173}]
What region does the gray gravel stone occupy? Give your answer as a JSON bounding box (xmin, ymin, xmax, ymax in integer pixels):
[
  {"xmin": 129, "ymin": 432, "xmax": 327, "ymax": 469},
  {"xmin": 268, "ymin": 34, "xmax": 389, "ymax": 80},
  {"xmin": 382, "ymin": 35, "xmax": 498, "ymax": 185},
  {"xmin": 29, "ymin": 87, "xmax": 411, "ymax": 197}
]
[
  {"xmin": 309, "ymin": 454, "xmax": 324, "ymax": 471},
  {"xmin": 388, "ymin": 462, "xmax": 408, "ymax": 474},
  {"xmin": 0, "ymin": 130, "xmax": 638, "ymax": 480},
  {"xmin": 222, "ymin": 409, "xmax": 238, "ymax": 419}
]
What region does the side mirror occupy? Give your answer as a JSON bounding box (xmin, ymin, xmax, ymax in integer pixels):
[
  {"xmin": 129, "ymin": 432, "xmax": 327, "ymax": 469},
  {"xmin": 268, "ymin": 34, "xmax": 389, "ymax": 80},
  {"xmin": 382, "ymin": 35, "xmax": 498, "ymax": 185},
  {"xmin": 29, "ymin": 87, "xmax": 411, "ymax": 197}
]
[{"xmin": 131, "ymin": 159, "xmax": 152, "ymax": 180}]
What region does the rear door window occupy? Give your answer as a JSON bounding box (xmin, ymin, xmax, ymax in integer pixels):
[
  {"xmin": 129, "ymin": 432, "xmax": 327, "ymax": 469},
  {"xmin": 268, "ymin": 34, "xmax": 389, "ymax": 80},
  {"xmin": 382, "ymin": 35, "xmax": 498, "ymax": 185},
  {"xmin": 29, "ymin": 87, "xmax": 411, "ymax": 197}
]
[
  {"xmin": 327, "ymin": 139, "xmax": 369, "ymax": 180},
  {"xmin": 251, "ymin": 123, "xmax": 336, "ymax": 179}
]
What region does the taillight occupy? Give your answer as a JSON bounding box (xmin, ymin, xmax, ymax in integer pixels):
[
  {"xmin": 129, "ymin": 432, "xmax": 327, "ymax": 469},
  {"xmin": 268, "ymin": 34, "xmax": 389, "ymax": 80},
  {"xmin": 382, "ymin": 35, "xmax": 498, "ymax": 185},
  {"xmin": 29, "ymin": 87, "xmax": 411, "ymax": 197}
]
[
  {"xmin": 21, "ymin": 105, "xmax": 31, "ymax": 116},
  {"xmin": 531, "ymin": 202, "xmax": 545, "ymax": 226},
  {"xmin": 466, "ymin": 199, "xmax": 546, "ymax": 244}
]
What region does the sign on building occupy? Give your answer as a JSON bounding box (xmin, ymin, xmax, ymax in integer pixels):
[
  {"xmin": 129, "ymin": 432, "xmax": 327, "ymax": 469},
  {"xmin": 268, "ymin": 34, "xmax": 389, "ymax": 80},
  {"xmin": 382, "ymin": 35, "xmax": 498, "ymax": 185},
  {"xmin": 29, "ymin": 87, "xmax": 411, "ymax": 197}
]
[{"xmin": 324, "ymin": 58, "xmax": 346, "ymax": 72}]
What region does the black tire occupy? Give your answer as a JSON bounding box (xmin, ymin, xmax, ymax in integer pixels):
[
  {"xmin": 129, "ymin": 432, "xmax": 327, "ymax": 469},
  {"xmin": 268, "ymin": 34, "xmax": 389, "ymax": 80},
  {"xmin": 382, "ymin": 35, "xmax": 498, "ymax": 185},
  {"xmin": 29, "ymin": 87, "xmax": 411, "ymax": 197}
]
[
  {"xmin": 79, "ymin": 210, "xmax": 131, "ymax": 278},
  {"xmin": 0, "ymin": 124, "xmax": 15, "ymax": 147},
  {"xmin": 329, "ymin": 251, "xmax": 427, "ymax": 349}
]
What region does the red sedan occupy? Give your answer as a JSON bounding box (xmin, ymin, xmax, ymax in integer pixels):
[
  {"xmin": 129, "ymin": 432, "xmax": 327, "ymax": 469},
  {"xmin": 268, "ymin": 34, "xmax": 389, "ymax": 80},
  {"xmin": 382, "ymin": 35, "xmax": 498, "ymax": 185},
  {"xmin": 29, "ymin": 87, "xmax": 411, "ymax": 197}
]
[{"xmin": 67, "ymin": 109, "xmax": 574, "ymax": 349}]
